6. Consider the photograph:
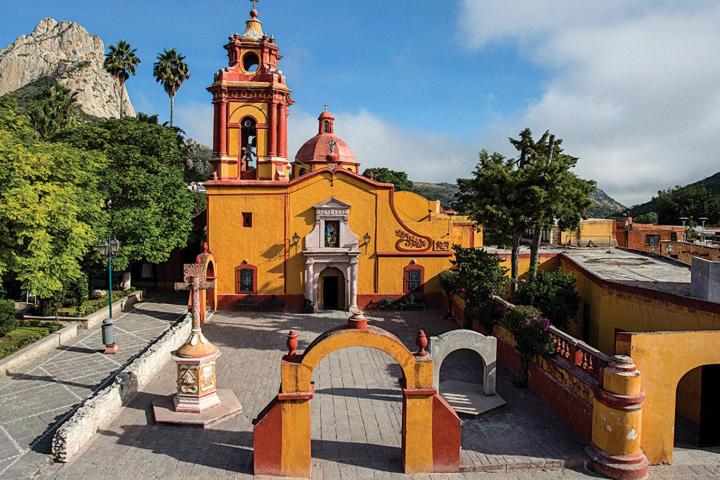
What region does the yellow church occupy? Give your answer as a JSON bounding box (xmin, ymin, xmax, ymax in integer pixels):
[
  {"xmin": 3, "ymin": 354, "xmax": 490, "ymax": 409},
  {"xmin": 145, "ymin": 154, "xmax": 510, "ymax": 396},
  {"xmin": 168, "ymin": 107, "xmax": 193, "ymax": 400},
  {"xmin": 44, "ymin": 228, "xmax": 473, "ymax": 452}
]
[{"xmin": 203, "ymin": 8, "xmax": 479, "ymax": 311}]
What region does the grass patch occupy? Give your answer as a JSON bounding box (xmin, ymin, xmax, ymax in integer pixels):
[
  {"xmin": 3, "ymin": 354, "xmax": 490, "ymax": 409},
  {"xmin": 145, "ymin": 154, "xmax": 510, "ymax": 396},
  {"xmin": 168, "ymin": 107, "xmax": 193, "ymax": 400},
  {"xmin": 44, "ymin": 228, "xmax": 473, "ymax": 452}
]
[
  {"xmin": 48, "ymin": 288, "xmax": 137, "ymax": 318},
  {"xmin": 0, "ymin": 322, "xmax": 62, "ymax": 359}
]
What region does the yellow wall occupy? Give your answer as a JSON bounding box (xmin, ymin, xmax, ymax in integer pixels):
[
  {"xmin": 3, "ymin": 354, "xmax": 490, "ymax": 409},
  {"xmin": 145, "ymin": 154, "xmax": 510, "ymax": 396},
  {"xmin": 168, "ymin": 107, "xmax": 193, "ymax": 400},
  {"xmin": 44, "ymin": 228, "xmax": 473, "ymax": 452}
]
[
  {"xmin": 561, "ymin": 256, "xmax": 720, "ymax": 354},
  {"xmin": 618, "ymin": 331, "xmax": 720, "ymax": 464},
  {"xmin": 206, "ymin": 170, "xmax": 478, "ymax": 301},
  {"xmin": 562, "ymin": 219, "xmax": 614, "ymax": 247}
]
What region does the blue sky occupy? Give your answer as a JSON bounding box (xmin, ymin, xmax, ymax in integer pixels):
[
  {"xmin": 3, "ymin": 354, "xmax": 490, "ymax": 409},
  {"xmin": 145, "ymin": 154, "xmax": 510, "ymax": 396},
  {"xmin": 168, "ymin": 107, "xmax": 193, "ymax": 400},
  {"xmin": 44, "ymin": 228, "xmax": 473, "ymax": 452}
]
[{"xmin": 3, "ymin": 1, "xmax": 720, "ymax": 206}]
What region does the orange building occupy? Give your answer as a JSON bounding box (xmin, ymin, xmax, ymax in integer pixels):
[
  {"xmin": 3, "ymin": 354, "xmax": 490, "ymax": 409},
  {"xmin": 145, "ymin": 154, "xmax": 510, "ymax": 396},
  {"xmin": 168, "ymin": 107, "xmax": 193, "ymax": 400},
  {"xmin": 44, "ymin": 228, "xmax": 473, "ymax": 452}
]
[
  {"xmin": 614, "ymin": 216, "xmax": 684, "ymax": 254},
  {"xmin": 203, "ymin": 8, "xmax": 478, "ymax": 311}
]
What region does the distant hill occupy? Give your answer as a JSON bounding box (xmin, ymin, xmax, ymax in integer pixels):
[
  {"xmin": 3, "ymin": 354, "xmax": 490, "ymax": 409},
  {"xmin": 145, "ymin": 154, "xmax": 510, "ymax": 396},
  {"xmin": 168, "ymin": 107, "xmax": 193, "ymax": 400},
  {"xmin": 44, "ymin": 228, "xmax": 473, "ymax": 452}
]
[
  {"xmin": 630, "ymin": 171, "xmax": 720, "ymax": 225},
  {"xmin": 413, "ymin": 181, "xmax": 626, "ymax": 219}
]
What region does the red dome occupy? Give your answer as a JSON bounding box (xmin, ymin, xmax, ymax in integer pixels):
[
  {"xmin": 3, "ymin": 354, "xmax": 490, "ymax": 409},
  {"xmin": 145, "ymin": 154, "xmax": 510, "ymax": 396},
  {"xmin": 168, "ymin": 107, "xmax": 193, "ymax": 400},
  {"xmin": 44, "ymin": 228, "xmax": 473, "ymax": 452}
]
[{"xmin": 295, "ymin": 111, "xmax": 357, "ymax": 165}]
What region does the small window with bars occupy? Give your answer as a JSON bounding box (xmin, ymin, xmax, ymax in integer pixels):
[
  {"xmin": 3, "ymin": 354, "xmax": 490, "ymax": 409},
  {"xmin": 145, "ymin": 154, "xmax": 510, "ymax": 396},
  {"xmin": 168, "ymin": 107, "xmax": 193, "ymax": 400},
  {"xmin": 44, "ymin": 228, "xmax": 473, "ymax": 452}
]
[
  {"xmin": 237, "ymin": 267, "xmax": 255, "ymax": 293},
  {"xmin": 404, "ymin": 267, "xmax": 423, "ymax": 293}
]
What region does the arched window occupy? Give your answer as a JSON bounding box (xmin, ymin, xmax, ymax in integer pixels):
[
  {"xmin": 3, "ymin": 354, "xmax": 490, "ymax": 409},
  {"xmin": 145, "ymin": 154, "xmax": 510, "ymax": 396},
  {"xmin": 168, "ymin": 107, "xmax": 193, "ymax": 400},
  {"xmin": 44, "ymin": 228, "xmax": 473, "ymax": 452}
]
[
  {"xmin": 323, "ymin": 120, "xmax": 331, "ymax": 133},
  {"xmin": 235, "ymin": 263, "xmax": 257, "ymax": 294},
  {"xmin": 240, "ymin": 117, "xmax": 257, "ymax": 171},
  {"xmin": 403, "ymin": 263, "xmax": 425, "ymax": 294}
]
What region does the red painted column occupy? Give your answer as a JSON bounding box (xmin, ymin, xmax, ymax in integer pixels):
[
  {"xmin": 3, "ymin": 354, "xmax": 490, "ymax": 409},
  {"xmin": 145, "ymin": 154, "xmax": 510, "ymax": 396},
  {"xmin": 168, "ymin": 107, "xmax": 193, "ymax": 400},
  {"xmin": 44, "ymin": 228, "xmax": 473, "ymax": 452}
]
[
  {"xmin": 268, "ymin": 101, "xmax": 277, "ymax": 157},
  {"xmin": 219, "ymin": 99, "xmax": 228, "ymax": 157},
  {"xmin": 278, "ymin": 103, "xmax": 287, "ymax": 158},
  {"xmin": 212, "ymin": 101, "xmax": 220, "ymax": 156}
]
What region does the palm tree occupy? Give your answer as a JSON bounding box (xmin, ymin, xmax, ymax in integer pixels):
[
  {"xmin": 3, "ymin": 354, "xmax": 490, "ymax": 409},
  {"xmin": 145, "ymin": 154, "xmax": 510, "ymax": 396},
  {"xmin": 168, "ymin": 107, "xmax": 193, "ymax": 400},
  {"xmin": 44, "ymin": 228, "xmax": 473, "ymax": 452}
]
[
  {"xmin": 103, "ymin": 40, "xmax": 141, "ymax": 118},
  {"xmin": 153, "ymin": 49, "xmax": 190, "ymax": 127}
]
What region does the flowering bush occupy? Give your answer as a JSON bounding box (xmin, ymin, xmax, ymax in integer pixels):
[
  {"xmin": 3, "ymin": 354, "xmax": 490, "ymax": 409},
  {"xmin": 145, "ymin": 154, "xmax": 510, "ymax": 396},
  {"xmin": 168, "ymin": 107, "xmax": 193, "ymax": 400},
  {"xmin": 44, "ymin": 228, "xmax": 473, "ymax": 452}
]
[
  {"xmin": 513, "ymin": 270, "xmax": 580, "ymax": 329},
  {"xmin": 505, "ymin": 305, "xmax": 555, "ymax": 387}
]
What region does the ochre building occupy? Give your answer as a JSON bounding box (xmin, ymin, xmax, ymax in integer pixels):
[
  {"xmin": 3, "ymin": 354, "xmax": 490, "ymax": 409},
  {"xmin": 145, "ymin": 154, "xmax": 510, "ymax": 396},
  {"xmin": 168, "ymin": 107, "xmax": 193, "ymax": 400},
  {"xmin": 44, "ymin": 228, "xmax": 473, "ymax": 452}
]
[{"xmin": 204, "ymin": 8, "xmax": 479, "ymax": 311}]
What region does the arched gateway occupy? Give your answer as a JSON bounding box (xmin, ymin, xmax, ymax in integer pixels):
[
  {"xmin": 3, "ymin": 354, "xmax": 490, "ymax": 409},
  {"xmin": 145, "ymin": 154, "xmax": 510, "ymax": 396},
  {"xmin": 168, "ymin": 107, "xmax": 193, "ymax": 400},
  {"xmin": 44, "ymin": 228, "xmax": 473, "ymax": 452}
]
[{"xmin": 253, "ymin": 313, "xmax": 461, "ymax": 477}]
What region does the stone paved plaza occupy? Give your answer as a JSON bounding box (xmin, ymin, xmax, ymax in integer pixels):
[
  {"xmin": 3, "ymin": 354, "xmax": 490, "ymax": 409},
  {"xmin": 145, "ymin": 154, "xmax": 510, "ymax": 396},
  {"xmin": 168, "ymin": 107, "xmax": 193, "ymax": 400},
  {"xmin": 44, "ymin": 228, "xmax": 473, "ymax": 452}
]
[
  {"xmin": 0, "ymin": 295, "xmax": 187, "ymax": 479},
  {"xmin": 8, "ymin": 307, "xmax": 715, "ymax": 480}
]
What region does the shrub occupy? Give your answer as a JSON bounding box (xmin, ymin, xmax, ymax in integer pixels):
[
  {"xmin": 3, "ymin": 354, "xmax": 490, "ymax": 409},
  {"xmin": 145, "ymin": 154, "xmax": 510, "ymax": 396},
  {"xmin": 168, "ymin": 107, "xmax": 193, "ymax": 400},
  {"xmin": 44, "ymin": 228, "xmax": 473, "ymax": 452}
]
[
  {"xmin": 0, "ymin": 300, "xmax": 16, "ymax": 336},
  {"xmin": 451, "ymin": 247, "xmax": 508, "ymax": 328},
  {"xmin": 513, "ymin": 270, "xmax": 580, "ymax": 329},
  {"xmin": 505, "ymin": 305, "xmax": 555, "ymax": 387},
  {"xmin": 67, "ymin": 274, "xmax": 89, "ymax": 307}
]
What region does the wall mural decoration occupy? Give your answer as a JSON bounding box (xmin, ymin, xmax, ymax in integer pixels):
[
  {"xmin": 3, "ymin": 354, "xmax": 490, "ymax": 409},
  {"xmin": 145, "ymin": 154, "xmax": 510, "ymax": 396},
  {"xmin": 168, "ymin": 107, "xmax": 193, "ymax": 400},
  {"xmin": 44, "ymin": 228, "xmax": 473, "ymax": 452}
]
[{"xmin": 394, "ymin": 229, "xmax": 431, "ymax": 252}]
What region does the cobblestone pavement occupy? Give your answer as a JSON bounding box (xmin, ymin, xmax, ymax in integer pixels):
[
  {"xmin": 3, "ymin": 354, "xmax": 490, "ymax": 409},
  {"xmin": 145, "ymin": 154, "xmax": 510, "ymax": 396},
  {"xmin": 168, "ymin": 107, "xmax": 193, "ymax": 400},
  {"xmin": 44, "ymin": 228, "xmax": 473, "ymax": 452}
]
[
  {"xmin": 0, "ymin": 294, "xmax": 187, "ymax": 479},
  {"xmin": 37, "ymin": 309, "xmax": 720, "ymax": 479}
]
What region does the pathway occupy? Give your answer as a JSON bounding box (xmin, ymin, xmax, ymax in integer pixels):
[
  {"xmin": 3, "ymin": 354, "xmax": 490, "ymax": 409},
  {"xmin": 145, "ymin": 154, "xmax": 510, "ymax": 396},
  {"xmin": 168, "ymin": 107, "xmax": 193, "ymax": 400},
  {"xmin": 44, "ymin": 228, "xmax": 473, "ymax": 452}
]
[{"xmin": 0, "ymin": 294, "xmax": 187, "ymax": 479}]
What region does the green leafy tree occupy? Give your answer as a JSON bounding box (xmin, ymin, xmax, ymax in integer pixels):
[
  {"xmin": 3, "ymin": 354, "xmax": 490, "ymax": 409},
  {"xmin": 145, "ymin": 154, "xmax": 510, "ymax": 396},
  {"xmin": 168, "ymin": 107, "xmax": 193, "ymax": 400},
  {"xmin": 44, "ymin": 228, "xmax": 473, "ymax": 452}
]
[
  {"xmin": 58, "ymin": 116, "xmax": 195, "ymax": 272},
  {"xmin": 0, "ymin": 300, "xmax": 16, "ymax": 336},
  {"xmin": 634, "ymin": 212, "xmax": 658, "ymax": 224},
  {"xmin": 450, "ymin": 246, "xmax": 508, "ymax": 328},
  {"xmin": 27, "ymin": 83, "xmax": 80, "ymax": 139},
  {"xmin": 0, "ymin": 99, "xmax": 106, "ymax": 302},
  {"xmin": 104, "ymin": 40, "xmax": 141, "ymax": 118},
  {"xmin": 513, "ymin": 270, "xmax": 580, "ymax": 329},
  {"xmin": 362, "ymin": 168, "xmax": 414, "ymax": 191},
  {"xmin": 509, "ymin": 129, "xmax": 594, "ymax": 279},
  {"xmin": 153, "ymin": 48, "xmax": 190, "ymax": 127},
  {"xmin": 455, "ymin": 150, "xmax": 530, "ymax": 288}
]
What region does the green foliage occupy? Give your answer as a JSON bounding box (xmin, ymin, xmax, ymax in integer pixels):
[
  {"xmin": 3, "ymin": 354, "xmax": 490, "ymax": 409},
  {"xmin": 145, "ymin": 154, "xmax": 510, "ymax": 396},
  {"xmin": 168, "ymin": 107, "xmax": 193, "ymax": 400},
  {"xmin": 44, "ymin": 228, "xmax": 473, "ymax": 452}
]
[
  {"xmin": 439, "ymin": 269, "xmax": 459, "ymax": 295},
  {"xmin": 513, "ymin": 271, "xmax": 580, "ymax": 329},
  {"xmin": 104, "ymin": 40, "xmax": 140, "ymax": 117},
  {"xmin": 153, "ymin": 48, "xmax": 190, "ymax": 127},
  {"xmin": 0, "ymin": 322, "xmax": 61, "ymax": 359},
  {"xmin": 0, "ymin": 300, "xmax": 16, "ymax": 337},
  {"xmin": 634, "ymin": 212, "xmax": 658, "ymax": 224},
  {"xmin": 67, "ymin": 273, "xmax": 89, "ymax": 308},
  {"xmin": 451, "ymin": 246, "xmax": 508, "ymax": 327},
  {"xmin": 362, "ymin": 168, "xmax": 414, "ymax": 191},
  {"xmin": 505, "ymin": 305, "xmax": 555, "ymax": 386},
  {"xmin": 57, "ymin": 117, "xmax": 195, "ymax": 270},
  {"xmin": 633, "ymin": 182, "xmax": 720, "ymax": 226},
  {"xmin": 27, "ymin": 83, "xmax": 80, "ymax": 139},
  {"xmin": 0, "ymin": 100, "xmax": 106, "ymax": 299}
]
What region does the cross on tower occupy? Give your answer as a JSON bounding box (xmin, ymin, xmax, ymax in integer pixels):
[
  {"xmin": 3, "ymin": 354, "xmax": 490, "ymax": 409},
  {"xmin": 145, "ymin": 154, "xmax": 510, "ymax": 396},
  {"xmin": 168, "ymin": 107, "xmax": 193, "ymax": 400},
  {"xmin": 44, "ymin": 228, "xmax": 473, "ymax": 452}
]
[
  {"xmin": 323, "ymin": 103, "xmax": 329, "ymax": 112},
  {"xmin": 250, "ymin": 0, "xmax": 260, "ymax": 9}
]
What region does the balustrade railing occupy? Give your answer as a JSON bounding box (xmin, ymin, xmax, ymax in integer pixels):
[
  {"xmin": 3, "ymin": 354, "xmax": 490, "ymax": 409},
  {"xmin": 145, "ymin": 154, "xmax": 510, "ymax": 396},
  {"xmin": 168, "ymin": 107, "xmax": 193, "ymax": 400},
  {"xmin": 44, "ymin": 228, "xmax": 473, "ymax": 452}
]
[{"xmin": 489, "ymin": 295, "xmax": 611, "ymax": 385}]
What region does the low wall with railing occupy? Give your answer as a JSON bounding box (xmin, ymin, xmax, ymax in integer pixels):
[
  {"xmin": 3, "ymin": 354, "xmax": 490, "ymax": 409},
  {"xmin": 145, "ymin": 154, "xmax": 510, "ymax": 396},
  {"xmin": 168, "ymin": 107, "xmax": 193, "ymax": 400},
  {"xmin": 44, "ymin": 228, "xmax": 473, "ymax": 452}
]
[{"xmin": 444, "ymin": 293, "xmax": 612, "ymax": 441}]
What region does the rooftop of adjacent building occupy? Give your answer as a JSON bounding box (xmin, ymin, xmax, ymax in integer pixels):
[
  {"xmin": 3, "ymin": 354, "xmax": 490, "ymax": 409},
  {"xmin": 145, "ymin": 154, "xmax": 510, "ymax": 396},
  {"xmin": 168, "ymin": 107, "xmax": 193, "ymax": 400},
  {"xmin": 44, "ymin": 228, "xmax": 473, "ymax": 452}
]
[{"xmin": 563, "ymin": 248, "xmax": 692, "ymax": 296}]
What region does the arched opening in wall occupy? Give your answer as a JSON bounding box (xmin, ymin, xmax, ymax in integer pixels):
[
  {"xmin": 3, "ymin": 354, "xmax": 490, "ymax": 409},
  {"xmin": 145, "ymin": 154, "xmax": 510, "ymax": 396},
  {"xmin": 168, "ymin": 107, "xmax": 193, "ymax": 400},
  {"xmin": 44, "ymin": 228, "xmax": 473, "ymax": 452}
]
[
  {"xmin": 319, "ymin": 267, "xmax": 345, "ymax": 310},
  {"xmin": 310, "ymin": 346, "xmax": 403, "ymax": 472},
  {"xmin": 675, "ymin": 364, "xmax": 720, "ymax": 451},
  {"xmin": 240, "ymin": 116, "xmax": 257, "ymax": 175},
  {"xmin": 242, "ymin": 51, "xmax": 260, "ymax": 72},
  {"xmin": 438, "ymin": 348, "xmax": 503, "ymax": 416}
]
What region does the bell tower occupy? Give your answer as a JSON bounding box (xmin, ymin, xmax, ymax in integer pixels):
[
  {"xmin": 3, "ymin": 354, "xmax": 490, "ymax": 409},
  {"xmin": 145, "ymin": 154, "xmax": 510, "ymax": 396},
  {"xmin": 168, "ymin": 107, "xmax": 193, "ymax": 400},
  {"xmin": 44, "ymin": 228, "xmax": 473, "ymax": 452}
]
[{"xmin": 207, "ymin": 2, "xmax": 293, "ymax": 181}]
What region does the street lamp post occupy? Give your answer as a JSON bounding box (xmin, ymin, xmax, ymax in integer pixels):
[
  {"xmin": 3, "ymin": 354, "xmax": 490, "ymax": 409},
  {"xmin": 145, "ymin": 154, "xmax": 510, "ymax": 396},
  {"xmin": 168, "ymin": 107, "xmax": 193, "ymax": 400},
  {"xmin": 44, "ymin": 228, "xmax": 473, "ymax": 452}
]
[
  {"xmin": 98, "ymin": 235, "xmax": 121, "ymax": 354},
  {"xmin": 699, "ymin": 217, "xmax": 708, "ymax": 244},
  {"xmin": 680, "ymin": 216, "xmax": 689, "ymax": 243}
]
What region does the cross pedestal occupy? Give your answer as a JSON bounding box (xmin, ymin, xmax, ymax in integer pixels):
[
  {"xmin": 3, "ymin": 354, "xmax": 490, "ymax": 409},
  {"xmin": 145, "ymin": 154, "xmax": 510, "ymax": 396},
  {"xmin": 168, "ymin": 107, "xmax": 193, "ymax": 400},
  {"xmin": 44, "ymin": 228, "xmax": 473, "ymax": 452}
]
[{"xmin": 152, "ymin": 263, "xmax": 242, "ymax": 427}]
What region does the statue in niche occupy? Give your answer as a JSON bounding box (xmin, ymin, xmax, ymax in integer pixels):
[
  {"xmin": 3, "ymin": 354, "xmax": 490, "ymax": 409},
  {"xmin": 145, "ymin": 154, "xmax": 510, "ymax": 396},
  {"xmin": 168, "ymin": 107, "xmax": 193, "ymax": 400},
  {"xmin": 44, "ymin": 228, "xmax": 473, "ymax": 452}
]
[{"xmin": 325, "ymin": 221, "xmax": 339, "ymax": 248}]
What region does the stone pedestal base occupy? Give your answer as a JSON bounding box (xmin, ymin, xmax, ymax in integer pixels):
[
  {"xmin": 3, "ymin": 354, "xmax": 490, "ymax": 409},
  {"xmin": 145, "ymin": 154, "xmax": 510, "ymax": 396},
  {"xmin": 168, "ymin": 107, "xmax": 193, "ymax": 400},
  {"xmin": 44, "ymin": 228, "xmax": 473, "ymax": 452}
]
[
  {"xmin": 174, "ymin": 390, "xmax": 221, "ymax": 413},
  {"xmin": 104, "ymin": 344, "xmax": 119, "ymax": 354},
  {"xmin": 153, "ymin": 389, "xmax": 242, "ymax": 428},
  {"xmin": 586, "ymin": 445, "xmax": 649, "ymax": 480},
  {"xmin": 172, "ymin": 350, "xmax": 220, "ymax": 413}
]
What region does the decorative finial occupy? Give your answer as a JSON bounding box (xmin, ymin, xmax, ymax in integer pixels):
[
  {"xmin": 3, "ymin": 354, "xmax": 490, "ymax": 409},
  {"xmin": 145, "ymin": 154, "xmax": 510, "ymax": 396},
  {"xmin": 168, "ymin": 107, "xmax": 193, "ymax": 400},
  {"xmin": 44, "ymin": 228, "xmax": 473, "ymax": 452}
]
[
  {"xmin": 323, "ymin": 103, "xmax": 329, "ymax": 112},
  {"xmin": 416, "ymin": 330, "xmax": 429, "ymax": 357},
  {"xmin": 285, "ymin": 330, "xmax": 298, "ymax": 360},
  {"xmin": 201, "ymin": 241, "xmax": 209, "ymax": 254}
]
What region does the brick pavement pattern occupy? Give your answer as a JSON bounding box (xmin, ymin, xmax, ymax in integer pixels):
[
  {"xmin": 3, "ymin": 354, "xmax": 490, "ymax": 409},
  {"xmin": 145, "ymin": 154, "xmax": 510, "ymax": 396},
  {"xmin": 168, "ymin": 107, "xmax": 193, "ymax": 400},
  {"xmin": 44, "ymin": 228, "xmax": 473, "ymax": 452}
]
[
  {"xmin": 0, "ymin": 295, "xmax": 187, "ymax": 479},
  {"xmin": 37, "ymin": 309, "xmax": 720, "ymax": 479}
]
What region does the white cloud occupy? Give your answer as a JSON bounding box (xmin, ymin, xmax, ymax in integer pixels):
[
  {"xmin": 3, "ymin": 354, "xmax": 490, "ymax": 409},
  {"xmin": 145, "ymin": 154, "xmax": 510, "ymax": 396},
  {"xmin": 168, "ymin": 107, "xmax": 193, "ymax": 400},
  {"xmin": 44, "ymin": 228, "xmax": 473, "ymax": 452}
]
[
  {"xmin": 460, "ymin": 0, "xmax": 720, "ymax": 206},
  {"xmin": 289, "ymin": 110, "xmax": 476, "ymax": 183}
]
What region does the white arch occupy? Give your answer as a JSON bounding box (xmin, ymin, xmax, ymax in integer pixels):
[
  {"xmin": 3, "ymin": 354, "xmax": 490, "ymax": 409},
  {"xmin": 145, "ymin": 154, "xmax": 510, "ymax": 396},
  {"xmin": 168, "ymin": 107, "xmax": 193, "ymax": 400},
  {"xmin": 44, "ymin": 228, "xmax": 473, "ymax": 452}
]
[{"xmin": 430, "ymin": 330, "xmax": 497, "ymax": 395}]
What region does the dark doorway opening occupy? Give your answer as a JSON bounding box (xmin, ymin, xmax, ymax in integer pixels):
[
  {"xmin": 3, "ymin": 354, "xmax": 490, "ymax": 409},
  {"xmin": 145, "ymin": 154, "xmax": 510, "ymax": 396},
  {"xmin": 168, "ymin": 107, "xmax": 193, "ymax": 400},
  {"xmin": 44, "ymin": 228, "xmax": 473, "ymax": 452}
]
[
  {"xmin": 700, "ymin": 365, "xmax": 720, "ymax": 446},
  {"xmin": 323, "ymin": 276, "xmax": 339, "ymax": 310},
  {"xmin": 675, "ymin": 364, "xmax": 720, "ymax": 450}
]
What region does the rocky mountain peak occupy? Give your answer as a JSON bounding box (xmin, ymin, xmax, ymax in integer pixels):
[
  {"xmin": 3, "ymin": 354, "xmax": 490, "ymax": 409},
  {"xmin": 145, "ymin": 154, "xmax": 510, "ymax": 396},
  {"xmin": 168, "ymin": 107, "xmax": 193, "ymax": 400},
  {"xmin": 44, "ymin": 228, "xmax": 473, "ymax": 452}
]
[{"xmin": 0, "ymin": 17, "xmax": 134, "ymax": 118}]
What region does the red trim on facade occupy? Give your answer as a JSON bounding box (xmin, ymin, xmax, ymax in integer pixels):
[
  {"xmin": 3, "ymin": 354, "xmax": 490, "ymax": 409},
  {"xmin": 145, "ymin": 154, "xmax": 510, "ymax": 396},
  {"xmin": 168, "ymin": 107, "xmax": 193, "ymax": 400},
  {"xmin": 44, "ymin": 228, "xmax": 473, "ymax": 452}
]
[
  {"xmin": 403, "ymin": 263, "xmax": 425, "ymax": 294},
  {"xmin": 377, "ymin": 251, "xmax": 453, "ymax": 257},
  {"xmin": 432, "ymin": 393, "xmax": 461, "ymax": 472},
  {"xmin": 235, "ymin": 264, "xmax": 258, "ymax": 294}
]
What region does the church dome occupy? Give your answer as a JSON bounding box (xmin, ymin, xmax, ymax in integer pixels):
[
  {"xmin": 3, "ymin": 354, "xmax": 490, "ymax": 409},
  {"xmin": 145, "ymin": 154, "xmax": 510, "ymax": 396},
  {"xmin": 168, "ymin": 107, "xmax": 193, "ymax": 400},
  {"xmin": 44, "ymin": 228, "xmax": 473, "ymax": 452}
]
[{"xmin": 295, "ymin": 110, "xmax": 357, "ymax": 165}]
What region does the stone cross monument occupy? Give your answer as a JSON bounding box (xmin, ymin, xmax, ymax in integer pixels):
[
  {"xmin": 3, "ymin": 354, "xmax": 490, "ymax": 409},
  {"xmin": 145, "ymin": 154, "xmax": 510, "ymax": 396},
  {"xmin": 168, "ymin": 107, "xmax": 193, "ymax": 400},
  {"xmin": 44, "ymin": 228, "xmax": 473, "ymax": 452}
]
[{"xmin": 152, "ymin": 262, "xmax": 241, "ymax": 427}]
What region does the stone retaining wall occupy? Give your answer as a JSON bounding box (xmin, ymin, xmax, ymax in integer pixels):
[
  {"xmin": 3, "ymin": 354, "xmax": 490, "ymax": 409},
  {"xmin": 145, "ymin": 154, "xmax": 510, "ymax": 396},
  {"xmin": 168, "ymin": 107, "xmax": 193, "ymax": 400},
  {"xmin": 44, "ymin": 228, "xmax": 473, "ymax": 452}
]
[
  {"xmin": 0, "ymin": 324, "xmax": 78, "ymax": 377},
  {"xmin": 51, "ymin": 313, "xmax": 191, "ymax": 463},
  {"xmin": 22, "ymin": 290, "xmax": 144, "ymax": 329}
]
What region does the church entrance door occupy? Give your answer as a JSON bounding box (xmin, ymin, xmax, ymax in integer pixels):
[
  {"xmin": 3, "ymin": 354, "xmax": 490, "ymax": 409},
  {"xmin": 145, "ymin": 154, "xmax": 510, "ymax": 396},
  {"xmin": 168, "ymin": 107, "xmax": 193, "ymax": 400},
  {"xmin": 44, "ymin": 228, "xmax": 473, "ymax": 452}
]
[{"xmin": 320, "ymin": 267, "xmax": 344, "ymax": 310}]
